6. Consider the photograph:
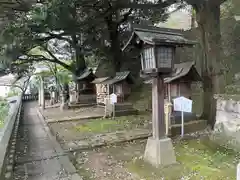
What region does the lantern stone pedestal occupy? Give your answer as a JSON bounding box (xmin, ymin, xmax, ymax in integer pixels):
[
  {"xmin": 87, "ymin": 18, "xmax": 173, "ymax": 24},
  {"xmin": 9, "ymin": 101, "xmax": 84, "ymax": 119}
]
[
  {"xmin": 144, "ymin": 77, "xmax": 176, "ymax": 167},
  {"xmin": 60, "ymin": 93, "xmax": 69, "ymax": 111},
  {"xmin": 144, "ymin": 137, "xmax": 176, "ymax": 166},
  {"xmin": 60, "ymin": 103, "xmax": 69, "ymax": 111}
]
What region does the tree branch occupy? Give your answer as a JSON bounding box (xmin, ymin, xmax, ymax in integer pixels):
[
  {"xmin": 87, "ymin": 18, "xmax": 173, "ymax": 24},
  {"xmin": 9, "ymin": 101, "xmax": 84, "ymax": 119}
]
[
  {"xmin": 40, "ymin": 45, "xmax": 72, "ymax": 72},
  {"xmin": 117, "ymin": 8, "xmax": 133, "ymax": 25},
  {"xmin": 37, "ymin": 32, "xmax": 73, "ymax": 45}
]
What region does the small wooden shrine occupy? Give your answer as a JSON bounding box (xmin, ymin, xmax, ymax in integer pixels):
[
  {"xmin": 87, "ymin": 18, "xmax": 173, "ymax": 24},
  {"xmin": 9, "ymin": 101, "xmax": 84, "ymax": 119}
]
[
  {"xmin": 145, "ymin": 61, "xmax": 202, "ymax": 101},
  {"xmin": 92, "ymin": 71, "xmax": 134, "ymax": 105},
  {"xmin": 76, "ymin": 68, "xmax": 96, "ymax": 94},
  {"xmin": 91, "ymin": 77, "xmax": 111, "ymax": 105}
]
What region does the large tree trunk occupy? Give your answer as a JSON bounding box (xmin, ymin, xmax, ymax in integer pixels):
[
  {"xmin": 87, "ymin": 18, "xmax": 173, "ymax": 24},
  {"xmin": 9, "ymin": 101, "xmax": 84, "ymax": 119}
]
[
  {"xmin": 72, "ymin": 34, "xmax": 86, "ymax": 102},
  {"xmin": 109, "ymin": 29, "xmax": 122, "ymax": 73},
  {"xmin": 195, "ymin": 1, "xmax": 225, "ymax": 128},
  {"xmin": 105, "ymin": 17, "xmax": 123, "ymax": 75}
]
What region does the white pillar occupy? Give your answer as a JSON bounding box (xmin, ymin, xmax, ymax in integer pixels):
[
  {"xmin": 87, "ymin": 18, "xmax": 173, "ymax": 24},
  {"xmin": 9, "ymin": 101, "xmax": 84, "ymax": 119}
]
[
  {"xmin": 40, "ymin": 77, "xmax": 45, "ymax": 109},
  {"xmin": 38, "ymin": 86, "xmax": 41, "ymax": 106}
]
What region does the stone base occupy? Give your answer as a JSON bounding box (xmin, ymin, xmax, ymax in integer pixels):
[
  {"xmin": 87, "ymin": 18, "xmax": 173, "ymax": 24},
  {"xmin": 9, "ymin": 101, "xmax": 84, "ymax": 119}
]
[
  {"xmin": 50, "ymin": 99, "xmax": 55, "ymax": 105},
  {"xmin": 144, "ymin": 137, "xmax": 176, "ymax": 167},
  {"xmin": 60, "ymin": 103, "xmax": 69, "ymax": 111}
]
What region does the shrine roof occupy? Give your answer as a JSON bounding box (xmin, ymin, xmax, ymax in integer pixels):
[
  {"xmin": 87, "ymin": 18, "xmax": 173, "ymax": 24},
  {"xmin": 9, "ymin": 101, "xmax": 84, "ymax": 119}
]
[
  {"xmin": 101, "ymin": 71, "xmax": 133, "ymax": 85},
  {"xmin": 92, "ymin": 77, "xmax": 110, "ymax": 84},
  {"xmin": 122, "ymin": 25, "xmax": 196, "ymax": 51},
  {"xmin": 144, "ymin": 61, "xmax": 202, "ymax": 84},
  {"xmin": 76, "ymin": 68, "xmax": 95, "ymax": 81}
]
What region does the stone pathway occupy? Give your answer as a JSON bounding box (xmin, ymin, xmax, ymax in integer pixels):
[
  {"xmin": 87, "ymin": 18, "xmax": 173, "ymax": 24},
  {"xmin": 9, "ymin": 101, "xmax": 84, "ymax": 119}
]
[{"xmin": 13, "ymin": 102, "xmax": 82, "ymax": 180}]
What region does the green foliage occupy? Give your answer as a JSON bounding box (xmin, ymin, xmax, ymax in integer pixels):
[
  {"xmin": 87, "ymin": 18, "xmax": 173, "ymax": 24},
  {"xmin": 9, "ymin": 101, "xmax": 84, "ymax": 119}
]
[
  {"xmin": 0, "ymin": 0, "xmax": 175, "ymax": 76},
  {"xmin": 225, "ymin": 84, "xmax": 240, "ymax": 94},
  {"xmin": 7, "ymin": 87, "xmax": 20, "ymax": 97},
  {"xmin": 56, "ymin": 70, "xmax": 72, "ymax": 85},
  {"xmin": 0, "ymin": 100, "xmax": 9, "ymax": 128},
  {"xmin": 221, "ymin": 0, "xmax": 240, "ymax": 84}
]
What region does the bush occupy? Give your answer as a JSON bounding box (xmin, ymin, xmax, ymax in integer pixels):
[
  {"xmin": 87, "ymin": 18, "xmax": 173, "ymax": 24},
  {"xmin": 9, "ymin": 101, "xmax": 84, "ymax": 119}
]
[{"xmin": 0, "ymin": 100, "xmax": 9, "ymax": 128}]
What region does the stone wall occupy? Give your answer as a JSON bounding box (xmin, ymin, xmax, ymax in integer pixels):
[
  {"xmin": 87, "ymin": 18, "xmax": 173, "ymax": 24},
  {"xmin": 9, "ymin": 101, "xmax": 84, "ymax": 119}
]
[
  {"xmin": 212, "ymin": 94, "xmax": 240, "ymax": 150},
  {"xmin": 0, "ymin": 95, "xmax": 23, "ymax": 179}
]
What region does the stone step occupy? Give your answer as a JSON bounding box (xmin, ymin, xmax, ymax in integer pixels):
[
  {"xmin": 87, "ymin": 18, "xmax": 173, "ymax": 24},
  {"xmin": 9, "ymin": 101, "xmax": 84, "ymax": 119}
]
[
  {"xmin": 115, "ymin": 103, "xmax": 134, "ymax": 111},
  {"xmin": 114, "ymin": 109, "xmax": 138, "ymax": 116}
]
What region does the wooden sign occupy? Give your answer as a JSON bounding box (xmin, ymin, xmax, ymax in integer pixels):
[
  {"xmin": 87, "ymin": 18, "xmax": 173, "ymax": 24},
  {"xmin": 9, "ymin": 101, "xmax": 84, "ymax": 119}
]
[{"xmin": 110, "ymin": 93, "xmax": 117, "ymax": 105}]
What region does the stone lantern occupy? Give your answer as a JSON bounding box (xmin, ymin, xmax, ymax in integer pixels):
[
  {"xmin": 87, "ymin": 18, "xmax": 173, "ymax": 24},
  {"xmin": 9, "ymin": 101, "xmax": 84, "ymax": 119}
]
[{"xmin": 123, "ymin": 25, "xmax": 195, "ymax": 167}]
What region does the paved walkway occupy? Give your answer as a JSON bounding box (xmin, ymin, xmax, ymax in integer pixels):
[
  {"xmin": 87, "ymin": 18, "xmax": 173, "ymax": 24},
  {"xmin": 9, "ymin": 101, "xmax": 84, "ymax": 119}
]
[{"xmin": 13, "ymin": 102, "xmax": 81, "ymax": 180}]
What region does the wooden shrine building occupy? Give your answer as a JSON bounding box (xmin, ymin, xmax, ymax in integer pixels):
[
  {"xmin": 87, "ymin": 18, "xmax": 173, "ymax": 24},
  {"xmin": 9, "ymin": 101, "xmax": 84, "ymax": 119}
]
[
  {"xmin": 76, "ymin": 68, "xmax": 96, "ymax": 94},
  {"xmin": 92, "ymin": 71, "xmax": 134, "ymax": 105},
  {"xmin": 145, "ymin": 61, "xmax": 202, "ymax": 101}
]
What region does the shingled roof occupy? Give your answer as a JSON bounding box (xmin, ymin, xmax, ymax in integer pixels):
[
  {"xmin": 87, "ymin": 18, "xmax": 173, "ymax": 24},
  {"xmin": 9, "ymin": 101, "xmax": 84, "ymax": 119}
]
[
  {"xmin": 144, "ymin": 61, "xmax": 202, "ymax": 84},
  {"xmin": 123, "ymin": 25, "xmax": 196, "ymax": 51},
  {"xmin": 101, "ymin": 71, "xmax": 133, "ymax": 85},
  {"xmin": 92, "ymin": 77, "xmax": 110, "ymax": 84},
  {"xmin": 76, "ymin": 68, "xmax": 95, "ymax": 81}
]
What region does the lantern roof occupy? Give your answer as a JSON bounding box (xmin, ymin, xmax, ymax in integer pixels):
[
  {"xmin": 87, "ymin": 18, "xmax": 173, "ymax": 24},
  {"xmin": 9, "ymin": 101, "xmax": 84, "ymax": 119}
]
[{"xmin": 123, "ymin": 25, "xmax": 196, "ymax": 51}]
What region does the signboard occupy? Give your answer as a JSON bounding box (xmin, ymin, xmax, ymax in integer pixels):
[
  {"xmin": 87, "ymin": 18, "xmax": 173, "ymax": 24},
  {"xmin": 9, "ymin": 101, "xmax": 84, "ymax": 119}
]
[
  {"xmin": 173, "ymin": 96, "xmax": 193, "ymax": 137},
  {"xmin": 237, "ymin": 163, "xmax": 240, "ymax": 180},
  {"xmin": 110, "ymin": 93, "xmax": 117, "ymax": 105},
  {"xmin": 173, "ymin": 96, "xmax": 192, "ymax": 113}
]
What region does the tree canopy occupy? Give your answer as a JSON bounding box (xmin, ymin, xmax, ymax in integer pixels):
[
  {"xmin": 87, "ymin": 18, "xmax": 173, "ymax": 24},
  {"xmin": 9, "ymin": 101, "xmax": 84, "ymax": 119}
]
[{"xmin": 0, "ymin": 0, "xmax": 181, "ymax": 77}]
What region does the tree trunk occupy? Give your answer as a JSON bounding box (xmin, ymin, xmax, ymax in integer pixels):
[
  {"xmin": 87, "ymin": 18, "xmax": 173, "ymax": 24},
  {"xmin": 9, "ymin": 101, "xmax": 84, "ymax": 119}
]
[
  {"xmin": 191, "ymin": 8, "xmax": 196, "ymax": 29},
  {"xmin": 195, "ymin": 1, "xmax": 224, "ymax": 128},
  {"xmin": 105, "ymin": 17, "xmax": 123, "ymax": 75},
  {"xmin": 109, "ymin": 29, "xmax": 122, "ymax": 73},
  {"xmin": 72, "ymin": 34, "xmax": 86, "ymax": 102}
]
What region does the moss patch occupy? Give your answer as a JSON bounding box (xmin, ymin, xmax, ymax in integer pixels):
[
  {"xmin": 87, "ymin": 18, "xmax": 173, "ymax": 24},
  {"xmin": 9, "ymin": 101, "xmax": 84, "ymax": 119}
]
[
  {"xmin": 107, "ymin": 138, "xmax": 239, "ymax": 180},
  {"xmin": 74, "ymin": 113, "xmax": 151, "ymax": 134}
]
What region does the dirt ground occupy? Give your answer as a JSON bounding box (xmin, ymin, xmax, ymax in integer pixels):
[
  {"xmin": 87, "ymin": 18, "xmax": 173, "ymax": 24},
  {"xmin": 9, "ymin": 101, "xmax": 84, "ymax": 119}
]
[
  {"xmin": 69, "ymin": 136, "xmax": 239, "ymax": 180},
  {"xmin": 70, "ymin": 141, "xmax": 145, "ymax": 180}
]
